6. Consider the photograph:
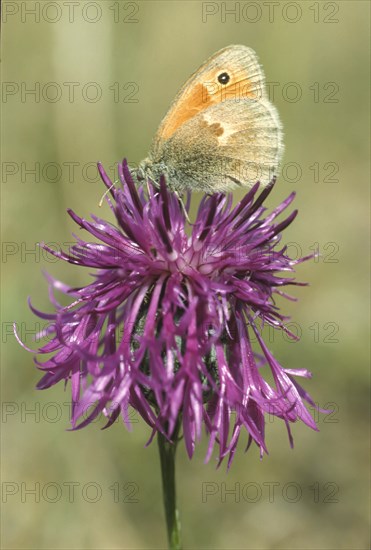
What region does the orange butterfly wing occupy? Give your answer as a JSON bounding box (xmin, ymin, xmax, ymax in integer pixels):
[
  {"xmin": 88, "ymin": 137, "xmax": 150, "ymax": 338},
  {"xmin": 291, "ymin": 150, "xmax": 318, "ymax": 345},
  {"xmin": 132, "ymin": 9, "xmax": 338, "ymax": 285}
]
[{"xmin": 153, "ymin": 45, "xmax": 267, "ymax": 146}]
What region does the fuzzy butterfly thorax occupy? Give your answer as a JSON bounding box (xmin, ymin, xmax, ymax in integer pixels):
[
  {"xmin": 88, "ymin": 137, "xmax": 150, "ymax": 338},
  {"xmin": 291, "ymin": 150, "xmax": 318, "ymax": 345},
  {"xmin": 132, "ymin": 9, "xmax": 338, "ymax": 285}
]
[{"xmin": 136, "ymin": 157, "xmax": 178, "ymax": 190}]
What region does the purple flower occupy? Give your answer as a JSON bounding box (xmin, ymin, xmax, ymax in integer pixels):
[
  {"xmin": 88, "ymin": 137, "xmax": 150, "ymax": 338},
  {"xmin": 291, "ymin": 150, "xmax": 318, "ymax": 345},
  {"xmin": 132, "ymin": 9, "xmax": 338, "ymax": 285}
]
[{"xmin": 17, "ymin": 159, "xmax": 319, "ymax": 467}]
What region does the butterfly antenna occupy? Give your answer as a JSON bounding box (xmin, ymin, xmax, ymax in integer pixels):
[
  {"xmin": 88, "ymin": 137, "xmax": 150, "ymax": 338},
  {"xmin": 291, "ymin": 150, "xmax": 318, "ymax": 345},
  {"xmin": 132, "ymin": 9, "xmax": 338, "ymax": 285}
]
[{"xmin": 98, "ymin": 181, "xmax": 117, "ymax": 207}]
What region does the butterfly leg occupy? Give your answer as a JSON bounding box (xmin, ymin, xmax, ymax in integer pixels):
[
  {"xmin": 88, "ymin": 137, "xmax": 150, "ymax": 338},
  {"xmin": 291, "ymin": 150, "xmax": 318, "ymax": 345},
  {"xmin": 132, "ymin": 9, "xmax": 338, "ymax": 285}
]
[{"xmin": 174, "ymin": 190, "xmax": 191, "ymax": 223}]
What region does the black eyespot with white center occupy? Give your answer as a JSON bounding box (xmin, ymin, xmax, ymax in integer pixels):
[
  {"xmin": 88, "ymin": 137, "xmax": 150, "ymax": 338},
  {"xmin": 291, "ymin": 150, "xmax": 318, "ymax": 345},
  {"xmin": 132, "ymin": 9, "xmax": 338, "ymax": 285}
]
[{"xmin": 217, "ymin": 72, "xmax": 230, "ymax": 85}]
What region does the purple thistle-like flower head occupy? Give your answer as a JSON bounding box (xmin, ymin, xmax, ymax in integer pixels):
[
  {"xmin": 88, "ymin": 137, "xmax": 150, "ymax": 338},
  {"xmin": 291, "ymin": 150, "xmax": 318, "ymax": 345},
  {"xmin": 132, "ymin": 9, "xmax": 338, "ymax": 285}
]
[{"xmin": 17, "ymin": 159, "xmax": 319, "ymax": 467}]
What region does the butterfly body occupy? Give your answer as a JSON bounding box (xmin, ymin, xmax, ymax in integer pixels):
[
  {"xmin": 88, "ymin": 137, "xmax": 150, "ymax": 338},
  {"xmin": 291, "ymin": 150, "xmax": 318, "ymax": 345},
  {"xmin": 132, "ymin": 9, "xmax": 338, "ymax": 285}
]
[{"xmin": 137, "ymin": 45, "xmax": 283, "ymax": 192}]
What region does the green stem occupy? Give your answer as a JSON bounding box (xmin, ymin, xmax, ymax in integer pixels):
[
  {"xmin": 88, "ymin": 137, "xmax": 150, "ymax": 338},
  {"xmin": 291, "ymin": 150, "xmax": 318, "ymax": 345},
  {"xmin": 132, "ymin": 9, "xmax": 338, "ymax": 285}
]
[{"xmin": 157, "ymin": 422, "xmax": 182, "ymax": 550}]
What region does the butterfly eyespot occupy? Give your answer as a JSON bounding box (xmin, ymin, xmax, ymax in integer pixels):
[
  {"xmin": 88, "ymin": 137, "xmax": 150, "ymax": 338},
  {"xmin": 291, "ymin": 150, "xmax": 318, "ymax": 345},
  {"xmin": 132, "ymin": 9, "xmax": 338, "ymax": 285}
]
[{"xmin": 217, "ymin": 72, "xmax": 230, "ymax": 85}]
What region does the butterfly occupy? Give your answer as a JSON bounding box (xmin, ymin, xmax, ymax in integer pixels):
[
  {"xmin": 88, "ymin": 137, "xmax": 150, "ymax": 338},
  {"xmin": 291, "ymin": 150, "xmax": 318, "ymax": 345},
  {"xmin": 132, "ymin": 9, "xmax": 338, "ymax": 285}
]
[{"xmin": 136, "ymin": 45, "xmax": 283, "ymax": 193}]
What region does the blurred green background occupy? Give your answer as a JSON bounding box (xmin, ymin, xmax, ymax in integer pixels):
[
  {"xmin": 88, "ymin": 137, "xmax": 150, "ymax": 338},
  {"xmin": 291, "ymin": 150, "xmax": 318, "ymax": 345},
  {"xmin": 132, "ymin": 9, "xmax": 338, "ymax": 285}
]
[{"xmin": 2, "ymin": 1, "xmax": 370, "ymax": 549}]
